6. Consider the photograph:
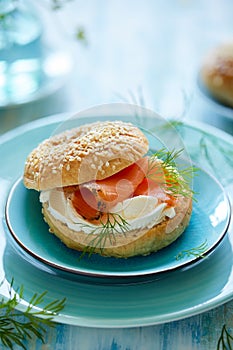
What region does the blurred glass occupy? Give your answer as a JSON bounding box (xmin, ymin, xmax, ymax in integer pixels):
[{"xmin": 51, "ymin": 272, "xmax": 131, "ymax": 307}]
[{"xmin": 0, "ymin": 0, "xmax": 43, "ymax": 106}]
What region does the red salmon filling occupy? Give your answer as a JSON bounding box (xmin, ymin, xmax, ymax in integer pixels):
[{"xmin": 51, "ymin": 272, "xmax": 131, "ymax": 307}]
[{"xmin": 64, "ymin": 156, "xmax": 176, "ymax": 223}]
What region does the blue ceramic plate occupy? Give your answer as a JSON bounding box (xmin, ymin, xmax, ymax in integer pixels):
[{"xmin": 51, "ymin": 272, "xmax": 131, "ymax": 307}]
[
  {"xmin": 1, "ymin": 106, "xmax": 233, "ymax": 327},
  {"xmin": 5, "ymin": 169, "xmax": 230, "ymax": 278}
]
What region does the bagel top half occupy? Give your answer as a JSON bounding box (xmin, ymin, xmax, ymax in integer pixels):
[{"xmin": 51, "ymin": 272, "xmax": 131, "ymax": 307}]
[{"xmin": 23, "ymin": 120, "xmax": 149, "ymax": 191}]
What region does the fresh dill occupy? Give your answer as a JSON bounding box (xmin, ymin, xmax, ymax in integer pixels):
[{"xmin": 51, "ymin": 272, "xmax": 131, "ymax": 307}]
[
  {"xmin": 154, "ymin": 119, "xmax": 184, "ymax": 132},
  {"xmin": 217, "ymin": 324, "xmax": 233, "ymax": 350},
  {"xmin": 148, "ymin": 148, "xmax": 197, "ymax": 199},
  {"xmin": 175, "ymin": 240, "xmax": 208, "ymax": 260},
  {"xmin": 0, "ymin": 1, "xmax": 87, "ymax": 45},
  {"xmin": 0, "ymin": 278, "xmax": 66, "ymax": 350},
  {"xmin": 50, "ymin": 0, "xmax": 73, "ymax": 10},
  {"xmin": 80, "ymin": 213, "xmax": 130, "ymax": 257}
]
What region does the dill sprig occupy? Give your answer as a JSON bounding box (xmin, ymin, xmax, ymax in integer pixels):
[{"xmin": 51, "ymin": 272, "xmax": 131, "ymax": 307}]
[
  {"xmin": 50, "ymin": 0, "xmax": 73, "ymax": 10},
  {"xmin": 217, "ymin": 324, "xmax": 233, "ymax": 350},
  {"xmin": 148, "ymin": 148, "xmax": 197, "ymax": 198},
  {"xmin": 0, "ymin": 278, "xmax": 66, "ymax": 350},
  {"xmin": 81, "ymin": 213, "xmax": 130, "ymax": 257},
  {"xmin": 175, "ymin": 240, "xmax": 208, "ymax": 260}
]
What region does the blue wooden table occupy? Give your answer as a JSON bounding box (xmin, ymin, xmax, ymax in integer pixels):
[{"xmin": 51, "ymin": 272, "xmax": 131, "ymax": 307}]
[{"xmin": 1, "ymin": 1, "xmax": 233, "ymax": 349}]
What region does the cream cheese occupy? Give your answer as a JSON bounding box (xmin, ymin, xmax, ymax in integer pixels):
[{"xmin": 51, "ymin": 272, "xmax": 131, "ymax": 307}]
[{"xmin": 40, "ymin": 189, "xmax": 176, "ymax": 234}]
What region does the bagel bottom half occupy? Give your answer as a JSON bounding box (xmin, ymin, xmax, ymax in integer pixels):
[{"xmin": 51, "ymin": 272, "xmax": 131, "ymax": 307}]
[{"xmin": 42, "ymin": 196, "xmax": 192, "ymax": 258}]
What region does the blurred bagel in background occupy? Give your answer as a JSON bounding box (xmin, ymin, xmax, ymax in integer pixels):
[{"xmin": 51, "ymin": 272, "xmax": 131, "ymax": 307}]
[{"xmin": 200, "ymin": 42, "xmax": 233, "ymax": 108}]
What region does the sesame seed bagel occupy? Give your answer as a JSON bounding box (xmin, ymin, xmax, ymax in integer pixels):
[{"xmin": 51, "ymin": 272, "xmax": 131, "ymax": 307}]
[
  {"xmin": 42, "ymin": 195, "xmax": 192, "ymax": 258},
  {"xmin": 200, "ymin": 42, "xmax": 233, "ymax": 107},
  {"xmin": 23, "ymin": 120, "xmax": 149, "ymax": 191}
]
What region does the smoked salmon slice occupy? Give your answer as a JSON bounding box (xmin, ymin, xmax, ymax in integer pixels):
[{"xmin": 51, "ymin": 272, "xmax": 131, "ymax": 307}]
[
  {"xmin": 133, "ymin": 178, "xmax": 176, "ymax": 206},
  {"xmin": 71, "ymin": 157, "xmax": 149, "ymax": 221},
  {"xmin": 70, "ymin": 156, "xmax": 176, "ymax": 222}
]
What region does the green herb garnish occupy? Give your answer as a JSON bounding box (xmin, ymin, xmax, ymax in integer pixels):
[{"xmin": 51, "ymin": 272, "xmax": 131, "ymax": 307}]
[
  {"xmin": 217, "ymin": 324, "xmax": 233, "ymax": 350},
  {"xmin": 175, "ymin": 240, "xmax": 208, "ymax": 260},
  {"xmin": 80, "ymin": 213, "xmax": 130, "ymax": 257},
  {"xmin": 51, "ymin": 0, "xmax": 72, "ymax": 10},
  {"xmin": 148, "ymin": 148, "xmax": 197, "ymax": 198},
  {"xmin": 0, "ymin": 278, "xmax": 66, "ymax": 350}
]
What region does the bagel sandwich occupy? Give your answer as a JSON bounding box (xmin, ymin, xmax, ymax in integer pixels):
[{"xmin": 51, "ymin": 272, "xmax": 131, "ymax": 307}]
[{"xmin": 23, "ymin": 120, "xmax": 193, "ymax": 258}]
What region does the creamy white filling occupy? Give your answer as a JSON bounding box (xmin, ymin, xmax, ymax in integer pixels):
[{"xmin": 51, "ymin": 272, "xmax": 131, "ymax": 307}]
[{"xmin": 40, "ymin": 189, "xmax": 176, "ymax": 234}]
